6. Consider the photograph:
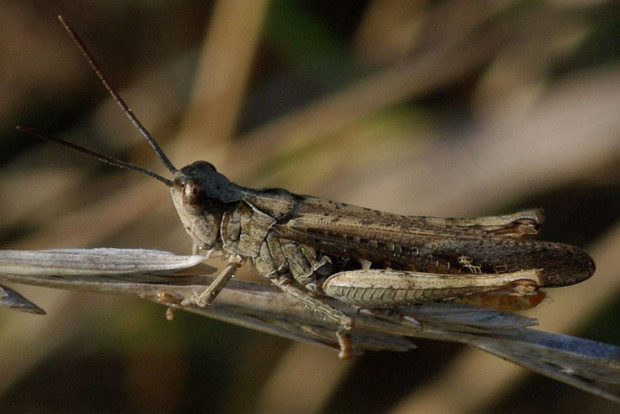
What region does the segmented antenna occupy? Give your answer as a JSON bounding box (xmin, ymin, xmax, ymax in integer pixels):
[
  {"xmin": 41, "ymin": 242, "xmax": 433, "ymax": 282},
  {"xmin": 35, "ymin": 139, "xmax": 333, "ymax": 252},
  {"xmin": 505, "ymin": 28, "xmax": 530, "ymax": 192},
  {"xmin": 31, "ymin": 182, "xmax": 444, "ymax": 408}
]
[
  {"xmin": 16, "ymin": 126, "xmax": 172, "ymax": 186},
  {"xmin": 57, "ymin": 15, "xmax": 177, "ymax": 174}
]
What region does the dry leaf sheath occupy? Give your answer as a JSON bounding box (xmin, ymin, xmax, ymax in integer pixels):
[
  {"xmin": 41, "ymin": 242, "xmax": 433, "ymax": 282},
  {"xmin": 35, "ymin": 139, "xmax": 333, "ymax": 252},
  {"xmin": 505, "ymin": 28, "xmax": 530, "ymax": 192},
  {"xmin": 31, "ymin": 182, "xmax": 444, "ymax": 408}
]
[{"xmin": 0, "ymin": 249, "xmax": 618, "ymax": 401}]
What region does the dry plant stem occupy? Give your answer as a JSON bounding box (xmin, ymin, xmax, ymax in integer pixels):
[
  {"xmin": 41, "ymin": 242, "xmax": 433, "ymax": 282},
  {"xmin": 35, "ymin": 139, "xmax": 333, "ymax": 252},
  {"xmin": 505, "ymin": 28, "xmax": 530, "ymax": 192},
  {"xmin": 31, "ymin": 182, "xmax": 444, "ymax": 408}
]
[
  {"xmin": 0, "ymin": 249, "xmax": 618, "ymax": 401},
  {"xmin": 0, "ymin": 284, "xmax": 44, "ymax": 314},
  {"xmin": 175, "ymin": 0, "xmax": 269, "ymax": 158}
]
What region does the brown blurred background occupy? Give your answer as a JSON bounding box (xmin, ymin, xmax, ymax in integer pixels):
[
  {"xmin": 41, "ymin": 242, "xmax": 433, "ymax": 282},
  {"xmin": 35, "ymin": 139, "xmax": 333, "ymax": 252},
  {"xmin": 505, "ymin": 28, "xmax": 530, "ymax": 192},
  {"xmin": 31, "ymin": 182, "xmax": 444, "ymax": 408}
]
[{"xmin": 0, "ymin": 1, "xmax": 619, "ymax": 413}]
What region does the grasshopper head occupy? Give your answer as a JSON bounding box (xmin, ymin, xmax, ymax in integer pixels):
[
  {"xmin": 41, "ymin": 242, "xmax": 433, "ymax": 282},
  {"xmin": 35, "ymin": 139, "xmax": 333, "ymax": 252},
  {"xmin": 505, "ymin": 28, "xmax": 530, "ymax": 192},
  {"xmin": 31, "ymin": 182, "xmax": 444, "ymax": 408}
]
[{"xmin": 171, "ymin": 161, "xmax": 245, "ymax": 252}]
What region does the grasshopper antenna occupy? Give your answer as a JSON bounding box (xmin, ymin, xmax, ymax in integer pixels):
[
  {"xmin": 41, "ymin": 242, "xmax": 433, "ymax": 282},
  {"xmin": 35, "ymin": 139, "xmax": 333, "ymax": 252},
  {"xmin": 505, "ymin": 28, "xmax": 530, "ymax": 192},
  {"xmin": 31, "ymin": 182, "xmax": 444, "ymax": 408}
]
[
  {"xmin": 16, "ymin": 126, "xmax": 173, "ymax": 186},
  {"xmin": 56, "ymin": 14, "xmax": 177, "ymax": 174}
]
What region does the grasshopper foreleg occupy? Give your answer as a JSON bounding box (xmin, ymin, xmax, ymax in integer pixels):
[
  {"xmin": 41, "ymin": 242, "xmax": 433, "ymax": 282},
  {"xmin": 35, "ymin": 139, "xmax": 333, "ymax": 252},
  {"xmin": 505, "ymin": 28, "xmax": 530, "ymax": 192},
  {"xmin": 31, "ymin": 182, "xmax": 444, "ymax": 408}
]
[{"xmin": 183, "ymin": 254, "xmax": 245, "ymax": 307}]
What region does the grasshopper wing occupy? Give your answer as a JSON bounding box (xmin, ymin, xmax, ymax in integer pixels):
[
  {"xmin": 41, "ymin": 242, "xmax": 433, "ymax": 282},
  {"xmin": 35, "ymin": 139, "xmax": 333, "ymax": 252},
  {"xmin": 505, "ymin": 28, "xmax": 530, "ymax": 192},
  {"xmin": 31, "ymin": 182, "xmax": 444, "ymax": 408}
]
[{"xmin": 269, "ymin": 196, "xmax": 594, "ymax": 287}]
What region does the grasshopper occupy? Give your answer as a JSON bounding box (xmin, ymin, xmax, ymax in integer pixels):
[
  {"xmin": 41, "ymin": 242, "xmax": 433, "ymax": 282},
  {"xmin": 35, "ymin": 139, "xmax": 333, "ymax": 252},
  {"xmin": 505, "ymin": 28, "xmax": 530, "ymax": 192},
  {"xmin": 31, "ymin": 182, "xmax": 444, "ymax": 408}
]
[{"xmin": 19, "ymin": 16, "xmax": 595, "ymax": 358}]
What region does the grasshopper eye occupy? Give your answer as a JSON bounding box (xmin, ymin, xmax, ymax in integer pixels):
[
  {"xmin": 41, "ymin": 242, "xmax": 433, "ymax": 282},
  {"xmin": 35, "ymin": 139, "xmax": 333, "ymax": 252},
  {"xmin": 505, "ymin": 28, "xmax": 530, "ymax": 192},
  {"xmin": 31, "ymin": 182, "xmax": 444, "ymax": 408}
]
[
  {"xmin": 191, "ymin": 160, "xmax": 217, "ymax": 172},
  {"xmin": 182, "ymin": 180, "xmax": 206, "ymax": 206}
]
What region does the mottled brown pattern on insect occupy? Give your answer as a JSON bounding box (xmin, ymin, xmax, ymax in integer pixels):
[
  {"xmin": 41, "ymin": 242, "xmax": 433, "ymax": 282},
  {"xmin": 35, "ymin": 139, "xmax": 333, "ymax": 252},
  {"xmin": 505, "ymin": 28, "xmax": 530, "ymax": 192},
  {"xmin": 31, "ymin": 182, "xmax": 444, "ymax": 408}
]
[{"xmin": 19, "ymin": 16, "xmax": 595, "ymax": 360}]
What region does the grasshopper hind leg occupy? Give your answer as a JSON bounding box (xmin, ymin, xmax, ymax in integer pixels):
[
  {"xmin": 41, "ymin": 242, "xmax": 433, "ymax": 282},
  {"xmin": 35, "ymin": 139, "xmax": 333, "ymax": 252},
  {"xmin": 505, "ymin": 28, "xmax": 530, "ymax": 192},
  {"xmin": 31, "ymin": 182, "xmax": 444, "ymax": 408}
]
[{"xmin": 322, "ymin": 268, "xmax": 543, "ymax": 310}]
